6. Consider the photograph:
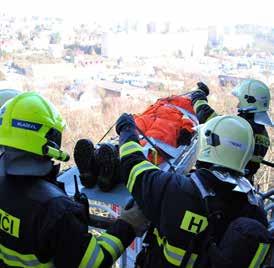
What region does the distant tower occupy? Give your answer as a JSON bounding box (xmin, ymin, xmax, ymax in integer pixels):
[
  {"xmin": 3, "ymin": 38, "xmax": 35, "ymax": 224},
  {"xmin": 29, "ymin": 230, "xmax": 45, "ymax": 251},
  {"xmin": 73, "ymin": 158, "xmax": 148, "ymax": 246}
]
[{"xmin": 147, "ymin": 21, "xmax": 156, "ymax": 33}]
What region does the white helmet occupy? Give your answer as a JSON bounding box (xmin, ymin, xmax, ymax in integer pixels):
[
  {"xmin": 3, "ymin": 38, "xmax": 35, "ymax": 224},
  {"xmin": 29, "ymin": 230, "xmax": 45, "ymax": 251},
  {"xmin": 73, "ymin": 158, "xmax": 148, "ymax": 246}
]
[
  {"xmin": 232, "ymin": 79, "xmax": 272, "ymax": 126},
  {"xmin": 197, "ymin": 115, "xmax": 255, "ymax": 174},
  {"xmin": 0, "ymin": 89, "xmax": 21, "ymax": 107}
]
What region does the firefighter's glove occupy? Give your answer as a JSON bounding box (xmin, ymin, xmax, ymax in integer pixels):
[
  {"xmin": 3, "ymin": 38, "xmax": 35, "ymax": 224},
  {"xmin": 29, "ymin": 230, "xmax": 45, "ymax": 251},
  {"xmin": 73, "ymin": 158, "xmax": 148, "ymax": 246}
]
[
  {"xmin": 177, "ymin": 129, "xmax": 193, "ymax": 146},
  {"xmin": 197, "ymin": 82, "xmax": 209, "ymax": 96},
  {"xmin": 190, "ymin": 82, "xmax": 209, "ymax": 105},
  {"xmin": 119, "ymin": 202, "xmax": 149, "ymax": 237},
  {"xmin": 190, "ymin": 91, "xmax": 207, "ymax": 105},
  {"xmin": 116, "ymin": 113, "xmax": 136, "ymax": 135}
]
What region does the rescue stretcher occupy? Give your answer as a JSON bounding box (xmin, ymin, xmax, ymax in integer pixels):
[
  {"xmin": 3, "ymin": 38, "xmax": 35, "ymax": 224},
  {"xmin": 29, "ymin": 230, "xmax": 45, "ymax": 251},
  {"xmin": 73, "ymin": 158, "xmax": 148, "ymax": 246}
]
[
  {"xmin": 58, "ymin": 134, "xmax": 198, "ymax": 206},
  {"xmin": 58, "ymin": 105, "xmax": 200, "ymax": 208}
]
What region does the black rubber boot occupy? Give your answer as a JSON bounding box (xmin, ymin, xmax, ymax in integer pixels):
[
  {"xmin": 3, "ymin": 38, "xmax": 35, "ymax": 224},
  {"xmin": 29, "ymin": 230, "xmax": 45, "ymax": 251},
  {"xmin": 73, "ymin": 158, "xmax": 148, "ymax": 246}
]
[
  {"xmin": 73, "ymin": 139, "xmax": 99, "ymax": 188},
  {"xmin": 95, "ymin": 143, "xmax": 120, "ymax": 192}
]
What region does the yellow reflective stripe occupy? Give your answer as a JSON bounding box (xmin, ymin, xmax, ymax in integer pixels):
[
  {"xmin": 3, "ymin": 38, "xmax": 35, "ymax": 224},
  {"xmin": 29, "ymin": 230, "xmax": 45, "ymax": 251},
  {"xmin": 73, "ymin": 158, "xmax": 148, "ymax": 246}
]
[
  {"xmin": 0, "ymin": 208, "xmax": 20, "ymax": 238},
  {"xmin": 79, "ymin": 236, "xmax": 104, "ymax": 268},
  {"xmin": 186, "ymin": 253, "xmax": 198, "ymax": 268},
  {"xmin": 251, "ymin": 155, "xmax": 263, "ymax": 163},
  {"xmin": 153, "ymin": 228, "xmax": 197, "ymax": 267},
  {"xmin": 180, "ymin": 210, "xmax": 208, "ymax": 234},
  {"xmin": 249, "ymin": 243, "xmax": 270, "ymax": 268},
  {"xmin": 206, "ymin": 111, "xmax": 218, "ymax": 122},
  {"xmin": 164, "ymin": 241, "xmax": 185, "ymax": 266},
  {"xmin": 127, "ymin": 160, "xmax": 159, "ymax": 193},
  {"xmin": 154, "ymin": 228, "xmax": 163, "ymax": 247},
  {"xmin": 120, "ymin": 141, "xmax": 143, "ymax": 158},
  {"xmin": 255, "ymin": 134, "xmax": 270, "ymax": 148},
  {"xmin": 98, "ymin": 232, "xmax": 124, "ymax": 261},
  {"xmin": 194, "ymin": 100, "xmax": 208, "ymax": 111},
  {"xmin": 0, "ymin": 244, "xmax": 53, "ymax": 268}
]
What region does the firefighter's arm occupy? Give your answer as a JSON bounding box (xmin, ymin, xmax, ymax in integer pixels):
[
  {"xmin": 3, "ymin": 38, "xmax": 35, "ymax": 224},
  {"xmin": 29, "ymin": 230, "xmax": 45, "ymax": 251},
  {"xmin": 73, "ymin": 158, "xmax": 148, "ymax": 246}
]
[
  {"xmin": 246, "ymin": 131, "xmax": 270, "ymax": 177},
  {"xmin": 189, "ymin": 82, "xmax": 218, "ymax": 123},
  {"xmin": 41, "ymin": 198, "xmax": 135, "ymax": 268},
  {"xmin": 116, "ymin": 114, "xmax": 175, "ymax": 224}
]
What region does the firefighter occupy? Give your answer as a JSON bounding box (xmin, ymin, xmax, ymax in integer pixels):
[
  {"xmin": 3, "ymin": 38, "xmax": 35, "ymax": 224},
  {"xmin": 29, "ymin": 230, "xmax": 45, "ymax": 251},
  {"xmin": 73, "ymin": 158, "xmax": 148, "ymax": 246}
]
[
  {"xmin": 191, "ymin": 79, "xmax": 272, "ymax": 182},
  {"xmin": 116, "ymin": 113, "xmax": 271, "ymax": 267},
  {"xmin": 0, "ymin": 92, "xmax": 148, "ymax": 268},
  {"xmin": 73, "ymin": 84, "xmax": 205, "ymax": 192}
]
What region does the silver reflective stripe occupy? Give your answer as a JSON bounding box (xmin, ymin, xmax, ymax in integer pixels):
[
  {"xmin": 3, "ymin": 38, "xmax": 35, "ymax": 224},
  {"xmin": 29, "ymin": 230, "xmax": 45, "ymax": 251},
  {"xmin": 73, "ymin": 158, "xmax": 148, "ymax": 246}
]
[
  {"xmin": 98, "ymin": 236, "xmax": 122, "ymax": 259},
  {"xmin": 122, "ymin": 143, "xmax": 137, "ymax": 152},
  {"xmin": 186, "ymin": 253, "xmax": 198, "ymax": 268},
  {"xmin": 86, "ymin": 244, "xmax": 101, "ymax": 268},
  {"xmin": 120, "ymin": 142, "xmax": 143, "ymax": 158},
  {"xmin": 164, "ymin": 246, "xmax": 184, "ymax": 263},
  {"xmin": 0, "ymin": 251, "xmax": 40, "ymax": 266},
  {"xmin": 249, "ymin": 243, "xmax": 270, "ymax": 268},
  {"xmin": 127, "ymin": 161, "xmax": 159, "ymax": 192}
]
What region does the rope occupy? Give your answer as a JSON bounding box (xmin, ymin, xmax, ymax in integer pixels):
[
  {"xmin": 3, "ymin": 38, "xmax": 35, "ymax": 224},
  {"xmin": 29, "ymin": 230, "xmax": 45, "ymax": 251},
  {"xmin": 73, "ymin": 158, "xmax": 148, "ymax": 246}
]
[{"xmin": 97, "ymin": 121, "xmax": 117, "ymax": 144}]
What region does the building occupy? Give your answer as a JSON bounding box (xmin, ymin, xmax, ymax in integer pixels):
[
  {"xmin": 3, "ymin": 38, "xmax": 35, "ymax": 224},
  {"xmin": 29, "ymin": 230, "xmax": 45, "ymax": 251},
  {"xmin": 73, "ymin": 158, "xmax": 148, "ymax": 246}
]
[{"xmin": 102, "ymin": 31, "xmax": 208, "ymax": 58}]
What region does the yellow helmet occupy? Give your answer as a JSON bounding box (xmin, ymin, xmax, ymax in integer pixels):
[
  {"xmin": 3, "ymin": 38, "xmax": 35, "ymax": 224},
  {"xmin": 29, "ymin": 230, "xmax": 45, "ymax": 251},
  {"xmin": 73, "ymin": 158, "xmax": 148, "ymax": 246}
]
[{"xmin": 0, "ymin": 92, "xmax": 69, "ymax": 161}]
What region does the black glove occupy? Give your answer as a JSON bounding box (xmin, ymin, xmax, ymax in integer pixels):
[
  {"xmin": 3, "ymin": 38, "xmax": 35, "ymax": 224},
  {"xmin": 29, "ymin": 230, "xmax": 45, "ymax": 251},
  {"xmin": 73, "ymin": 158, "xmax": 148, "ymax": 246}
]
[
  {"xmin": 190, "ymin": 90, "xmax": 207, "ymax": 105},
  {"xmin": 119, "ymin": 202, "xmax": 150, "ymax": 237},
  {"xmin": 116, "ymin": 113, "xmax": 136, "ymax": 135},
  {"xmin": 177, "ymin": 129, "xmax": 193, "ymax": 146},
  {"xmin": 189, "ymin": 82, "xmax": 210, "ymax": 105},
  {"xmin": 197, "ymin": 82, "xmax": 209, "ymax": 96}
]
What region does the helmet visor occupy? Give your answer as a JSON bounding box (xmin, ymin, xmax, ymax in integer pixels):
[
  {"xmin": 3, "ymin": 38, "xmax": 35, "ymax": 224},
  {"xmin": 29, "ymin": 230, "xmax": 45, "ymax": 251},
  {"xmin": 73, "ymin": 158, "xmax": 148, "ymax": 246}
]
[{"xmin": 254, "ymin": 111, "xmax": 273, "ymax": 126}]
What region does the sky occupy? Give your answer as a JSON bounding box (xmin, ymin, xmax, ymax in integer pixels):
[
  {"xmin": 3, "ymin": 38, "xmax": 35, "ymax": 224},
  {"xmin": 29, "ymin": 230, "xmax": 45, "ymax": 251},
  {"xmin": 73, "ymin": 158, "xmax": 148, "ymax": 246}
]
[{"xmin": 1, "ymin": 0, "xmax": 274, "ymax": 27}]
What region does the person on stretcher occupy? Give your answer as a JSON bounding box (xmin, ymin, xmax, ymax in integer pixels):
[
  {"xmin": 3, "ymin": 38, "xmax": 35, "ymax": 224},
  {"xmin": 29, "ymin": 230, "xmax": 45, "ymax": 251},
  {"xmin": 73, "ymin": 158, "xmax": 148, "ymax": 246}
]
[{"xmin": 73, "ymin": 82, "xmax": 209, "ymax": 191}]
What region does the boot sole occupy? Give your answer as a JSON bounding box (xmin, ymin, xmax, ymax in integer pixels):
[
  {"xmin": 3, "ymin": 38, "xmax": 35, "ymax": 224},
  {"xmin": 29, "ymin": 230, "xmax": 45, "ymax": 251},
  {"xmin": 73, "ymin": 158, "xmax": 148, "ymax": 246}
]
[
  {"xmin": 96, "ymin": 144, "xmax": 119, "ymax": 192},
  {"xmin": 73, "ymin": 139, "xmax": 97, "ymax": 188}
]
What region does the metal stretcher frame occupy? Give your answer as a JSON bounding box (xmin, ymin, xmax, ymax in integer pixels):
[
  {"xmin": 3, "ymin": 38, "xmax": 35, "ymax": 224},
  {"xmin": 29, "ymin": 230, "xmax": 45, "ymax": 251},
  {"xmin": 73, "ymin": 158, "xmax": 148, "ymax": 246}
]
[{"xmin": 58, "ymin": 135, "xmax": 198, "ymax": 204}]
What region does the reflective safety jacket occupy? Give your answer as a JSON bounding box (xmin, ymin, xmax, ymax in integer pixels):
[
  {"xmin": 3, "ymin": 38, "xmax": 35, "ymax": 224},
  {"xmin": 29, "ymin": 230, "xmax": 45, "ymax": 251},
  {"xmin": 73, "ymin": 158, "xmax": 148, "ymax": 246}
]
[
  {"xmin": 193, "ymin": 99, "xmax": 270, "ymax": 178},
  {"xmin": 0, "ymin": 175, "xmax": 135, "ymax": 268},
  {"xmin": 119, "ymin": 135, "xmax": 269, "ymax": 267},
  {"xmin": 134, "ymin": 96, "xmax": 195, "ymax": 149}
]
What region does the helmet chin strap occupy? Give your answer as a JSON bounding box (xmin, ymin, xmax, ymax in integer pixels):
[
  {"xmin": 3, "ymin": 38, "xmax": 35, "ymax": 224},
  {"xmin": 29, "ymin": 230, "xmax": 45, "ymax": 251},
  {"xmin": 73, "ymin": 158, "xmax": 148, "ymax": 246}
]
[
  {"xmin": 238, "ymin": 106, "xmax": 257, "ymax": 113},
  {"xmin": 43, "ymin": 146, "xmax": 70, "ymax": 162},
  {"xmin": 0, "ymin": 147, "xmax": 54, "ymax": 176}
]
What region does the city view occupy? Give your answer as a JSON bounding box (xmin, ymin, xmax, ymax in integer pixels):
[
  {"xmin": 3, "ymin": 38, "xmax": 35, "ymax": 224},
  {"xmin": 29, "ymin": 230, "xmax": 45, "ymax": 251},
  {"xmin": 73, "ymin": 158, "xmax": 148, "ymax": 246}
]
[
  {"xmin": 0, "ymin": 1, "xmax": 274, "ymax": 267},
  {"xmin": 1, "ymin": 0, "xmax": 273, "ymax": 188}
]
